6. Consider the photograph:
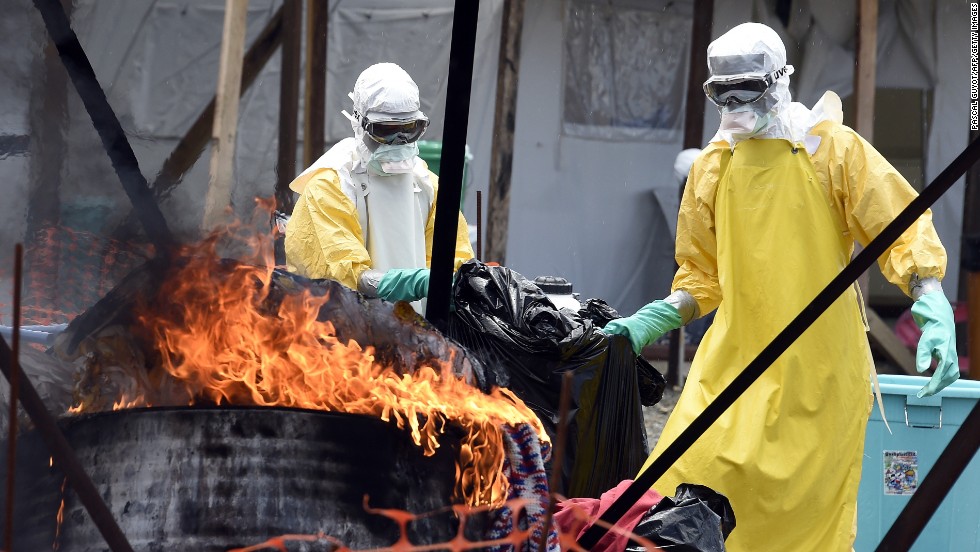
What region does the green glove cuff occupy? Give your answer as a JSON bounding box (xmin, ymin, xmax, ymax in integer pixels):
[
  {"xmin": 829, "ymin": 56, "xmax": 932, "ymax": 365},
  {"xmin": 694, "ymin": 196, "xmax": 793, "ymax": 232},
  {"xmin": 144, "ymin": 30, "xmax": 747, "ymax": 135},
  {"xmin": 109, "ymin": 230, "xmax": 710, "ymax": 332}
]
[
  {"xmin": 911, "ymin": 291, "xmax": 959, "ymax": 397},
  {"xmin": 604, "ymin": 300, "xmax": 684, "ymax": 355},
  {"xmin": 377, "ymin": 268, "xmax": 430, "ymax": 303}
]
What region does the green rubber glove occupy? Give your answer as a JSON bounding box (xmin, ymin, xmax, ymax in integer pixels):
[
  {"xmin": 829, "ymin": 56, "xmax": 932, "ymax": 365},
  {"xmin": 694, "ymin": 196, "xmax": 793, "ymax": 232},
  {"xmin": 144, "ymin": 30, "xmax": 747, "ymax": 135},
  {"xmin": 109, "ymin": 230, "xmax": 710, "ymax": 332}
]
[
  {"xmin": 603, "ymin": 300, "xmax": 684, "ymax": 355},
  {"xmin": 911, "ymin": 291, "xmax": 959, "ymax": 398},
  {"xmin": 377, "ymin": 268, "xmax": 430, "ymax": 303}
]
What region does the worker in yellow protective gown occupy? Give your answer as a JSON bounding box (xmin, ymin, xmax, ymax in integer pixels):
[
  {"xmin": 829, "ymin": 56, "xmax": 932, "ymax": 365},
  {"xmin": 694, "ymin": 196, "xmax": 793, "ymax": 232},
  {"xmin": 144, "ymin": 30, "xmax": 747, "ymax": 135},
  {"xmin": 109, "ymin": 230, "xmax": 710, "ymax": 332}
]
[
  {"xmin": 285, "ymin": 63, "xmax": 474, "ymax": 314},
  {"xmin": 604, "ymin": 23, "xmax": 959, "ymax": 551}
]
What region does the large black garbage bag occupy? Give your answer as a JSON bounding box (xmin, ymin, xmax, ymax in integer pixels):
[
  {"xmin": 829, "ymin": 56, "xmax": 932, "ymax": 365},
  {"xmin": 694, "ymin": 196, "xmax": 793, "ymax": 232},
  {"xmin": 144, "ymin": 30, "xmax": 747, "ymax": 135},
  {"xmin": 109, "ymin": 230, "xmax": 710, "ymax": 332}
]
[
  {"xmin": 447, "ymin": 260, "xmax": 665, "ymax": 498},
  {"xmin": 625, "ymin": 483, "xmax": 736, "ymax": 552}
]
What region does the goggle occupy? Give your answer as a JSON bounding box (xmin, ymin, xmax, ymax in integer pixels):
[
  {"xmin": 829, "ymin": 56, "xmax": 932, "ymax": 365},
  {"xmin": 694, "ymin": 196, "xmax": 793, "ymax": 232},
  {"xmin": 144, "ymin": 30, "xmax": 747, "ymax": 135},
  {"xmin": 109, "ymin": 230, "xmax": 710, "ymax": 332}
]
[
  {"xmin": 703, "ymin": 66, "xmax": 789, "ymax": 107},
  {"xmin": 357, "ymin": 112, "xmax": 429, "ymax": 145}
]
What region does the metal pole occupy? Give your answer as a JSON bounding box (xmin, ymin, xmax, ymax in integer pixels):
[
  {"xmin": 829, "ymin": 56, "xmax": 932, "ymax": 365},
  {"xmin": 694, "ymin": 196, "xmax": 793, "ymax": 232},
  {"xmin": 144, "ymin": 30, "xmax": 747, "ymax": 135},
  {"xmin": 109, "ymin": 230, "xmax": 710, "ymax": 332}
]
[
  {"xmin": 425, "ymin": 0, "xmax": 481, "ymax": 329},
  {"xmin": 476, "ymin": 190, "xmax": 483, "ymax": 260},
  {"xmin": 4, "ymin": 245, "xmax": 22, "ymax": 552},
  {"xmin": 578, "ymin": 136, "xmax": 980, "ymax": 549},
  {"xmin": 536, "ymin": 371, "xmax": 573, "ymax": 550}
]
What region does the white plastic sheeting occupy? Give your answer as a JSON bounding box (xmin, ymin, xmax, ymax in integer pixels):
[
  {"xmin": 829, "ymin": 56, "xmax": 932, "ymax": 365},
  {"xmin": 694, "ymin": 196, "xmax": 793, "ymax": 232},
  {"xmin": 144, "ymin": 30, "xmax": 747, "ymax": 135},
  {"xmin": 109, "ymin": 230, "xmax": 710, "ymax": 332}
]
[
  {"xmin": 562, "ymin": 0, "xmax": 691, "ymax": 142},
  {"xmin": 0, "ymin": 0, "xmax": 970, "ymax": 323}
]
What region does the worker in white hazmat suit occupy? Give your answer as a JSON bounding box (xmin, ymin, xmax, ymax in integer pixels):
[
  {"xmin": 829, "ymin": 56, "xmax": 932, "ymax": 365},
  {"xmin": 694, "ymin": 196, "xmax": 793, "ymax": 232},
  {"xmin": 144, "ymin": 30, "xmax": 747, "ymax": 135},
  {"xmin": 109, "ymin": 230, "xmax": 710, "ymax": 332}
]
[
  {"xmin": 603, "ymin": 22, "xmax": 958, "ymax": 551},
  {"xmin": 284, "ymin": 63, "xmax": 474, "ymax": 314}
]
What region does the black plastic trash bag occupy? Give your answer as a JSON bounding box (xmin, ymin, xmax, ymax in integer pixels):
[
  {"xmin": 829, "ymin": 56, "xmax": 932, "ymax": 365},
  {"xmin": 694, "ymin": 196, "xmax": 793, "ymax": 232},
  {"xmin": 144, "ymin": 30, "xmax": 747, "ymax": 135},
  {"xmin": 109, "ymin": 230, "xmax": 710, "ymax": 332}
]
[
  {"xmin": 625, "ymin": 483, "xmax": 737, "ymax": 552},
  {"xmin": 447, "ymin": 260, "xmax": 665, "ymax": 498}
]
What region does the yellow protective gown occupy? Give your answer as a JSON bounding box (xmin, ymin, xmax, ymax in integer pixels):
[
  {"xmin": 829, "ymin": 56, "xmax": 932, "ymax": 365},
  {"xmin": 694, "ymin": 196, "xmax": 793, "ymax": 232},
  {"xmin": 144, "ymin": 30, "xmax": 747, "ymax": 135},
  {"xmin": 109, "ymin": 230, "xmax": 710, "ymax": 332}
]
[
  {"xmin": 284, "ymin": 164, "xmax": 474, "ymax": 290},
  {"xmin": 646, "ymin": 121, "xmax": 946, "ymax": 551}
]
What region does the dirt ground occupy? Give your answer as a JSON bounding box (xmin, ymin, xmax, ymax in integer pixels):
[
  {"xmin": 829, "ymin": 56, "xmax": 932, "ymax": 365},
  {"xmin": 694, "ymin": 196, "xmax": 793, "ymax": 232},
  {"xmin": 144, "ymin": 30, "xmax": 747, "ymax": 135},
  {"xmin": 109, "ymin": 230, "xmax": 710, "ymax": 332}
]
[
  {"xmin": 640, "ymin": 359, "xmax": 686, "ymax": 450},
  {"xmin": 642, "ymin": 385, "xmax": 681, "ymax": 450}
]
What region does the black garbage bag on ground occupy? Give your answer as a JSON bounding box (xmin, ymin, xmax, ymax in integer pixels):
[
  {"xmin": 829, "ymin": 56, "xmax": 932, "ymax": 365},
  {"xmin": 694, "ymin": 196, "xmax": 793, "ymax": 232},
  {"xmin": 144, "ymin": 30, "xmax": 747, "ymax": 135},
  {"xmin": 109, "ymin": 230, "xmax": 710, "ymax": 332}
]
[
  {"xmin": 447, "ymin": 260, "xmax": 665, "ymax": 498},
  {"xmin": 625, "ymin": 483, "xmax": 737, "ymax": 552}
]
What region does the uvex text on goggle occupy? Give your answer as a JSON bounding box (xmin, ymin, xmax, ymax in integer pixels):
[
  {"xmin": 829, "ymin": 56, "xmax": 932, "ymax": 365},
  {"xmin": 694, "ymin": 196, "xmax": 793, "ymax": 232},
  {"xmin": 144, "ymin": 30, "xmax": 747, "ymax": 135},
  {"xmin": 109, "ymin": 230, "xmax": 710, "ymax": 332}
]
[
  {"xmin": 703, "ymin": 66, "xmax": 789, "ymax": 107},
  {"xmin": 357, "ymin": 112, "xmax": 429, "ymax": 145}
]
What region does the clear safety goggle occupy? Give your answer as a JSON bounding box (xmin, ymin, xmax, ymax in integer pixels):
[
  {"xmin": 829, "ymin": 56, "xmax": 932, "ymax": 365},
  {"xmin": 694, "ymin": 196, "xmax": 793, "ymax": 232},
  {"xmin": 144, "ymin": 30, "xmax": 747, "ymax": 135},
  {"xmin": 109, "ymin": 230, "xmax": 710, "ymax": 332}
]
[
  {"xmin": 703, "ymin": 66, "xmax": 789, "ymax": 107},
  {"xmin": 357, "ymin": 112, "xmax": 429, "ymax": 145}
]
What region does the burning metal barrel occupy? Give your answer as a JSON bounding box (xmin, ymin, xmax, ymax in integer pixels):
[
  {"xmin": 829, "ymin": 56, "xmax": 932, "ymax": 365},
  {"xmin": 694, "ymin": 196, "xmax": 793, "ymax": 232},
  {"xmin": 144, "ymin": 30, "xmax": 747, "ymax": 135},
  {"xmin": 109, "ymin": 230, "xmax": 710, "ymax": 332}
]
[{"xmin": 2, "ymin": 407, "xmax": 463, "ymax": 551}]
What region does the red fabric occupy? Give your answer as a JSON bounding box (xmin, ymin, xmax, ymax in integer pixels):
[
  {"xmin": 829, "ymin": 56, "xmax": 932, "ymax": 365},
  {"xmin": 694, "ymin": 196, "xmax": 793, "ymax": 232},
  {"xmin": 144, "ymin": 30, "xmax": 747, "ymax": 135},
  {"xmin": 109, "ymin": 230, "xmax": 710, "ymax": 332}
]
[{"xmin": 553, "ymin": 479, "xmax": 664, "ymax": 552}]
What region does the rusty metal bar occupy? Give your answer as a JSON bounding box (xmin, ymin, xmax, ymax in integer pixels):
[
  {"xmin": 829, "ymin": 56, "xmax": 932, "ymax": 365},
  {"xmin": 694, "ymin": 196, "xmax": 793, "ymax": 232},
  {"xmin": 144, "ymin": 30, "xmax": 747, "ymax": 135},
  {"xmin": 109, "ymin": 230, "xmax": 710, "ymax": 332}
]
[
  {"xmin": 537, "ymin": 370, "xmax": 573, "ymax": 550},
  {"xmin": 476, "ymin": 190, "xmax": 483, "ymax": 260},
  {"xmin": 4, "ymin": 245, "xmax": 22, "ymax": 552}
]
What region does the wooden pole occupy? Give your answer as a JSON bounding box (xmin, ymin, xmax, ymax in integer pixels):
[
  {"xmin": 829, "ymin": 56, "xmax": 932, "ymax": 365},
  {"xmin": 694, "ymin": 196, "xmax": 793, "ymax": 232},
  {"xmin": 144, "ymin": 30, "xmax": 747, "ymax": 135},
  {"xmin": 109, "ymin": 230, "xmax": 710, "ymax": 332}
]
[
  {"xmin": 854, "ymin": 0, "xmax": 879, "ymax": 142},
  {"xmin": 853, "ymin": 0, "xmax": 878, "ymax": 304},
  {"xmin": 275, "ymin": 0, "xmax": 302, "ymax": 215},
  {"xmin": 112, "ymin": 8, "xmax": 284, "ymax": 240},
  {"xmin": 851, "ymin": 0, "xmax": 916, "ymax": 375},
  {"xmin": 204, "ymin": 0, "xmax": 249, "ymax": 231},
  {"xmin": 665, "ymin": 0, "xmax": 713, "ymax": 386},
  {"xmin": 151, "ymin": 8, "xmax": 283, "ymax": 202},
  {"xmin": 303, "ymin": 0, "xmax": 327, "ymax": 169},
  {"xmin": 26, "ymin": 0, "xmax": 72, "ymax": 241},
  {"xmin": 485, "ymin": 0, "xmax": 526, "ymax": 265}
]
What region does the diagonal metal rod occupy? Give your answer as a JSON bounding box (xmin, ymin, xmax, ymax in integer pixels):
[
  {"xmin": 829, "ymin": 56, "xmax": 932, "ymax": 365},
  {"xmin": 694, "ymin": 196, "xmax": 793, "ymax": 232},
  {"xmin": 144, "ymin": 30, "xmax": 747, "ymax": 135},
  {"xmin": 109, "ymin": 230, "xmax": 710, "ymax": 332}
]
[
  {"xmin": 578, "ymin": 137, "xmax": 980, "ymax": 548},
  {"xmin": 0, "ymin": 333, "xmax": 134, "ymax": 551},
  {"xmin": 875, "ymin": 400, "xmax": 980, "ymax": 551},
  {"xmin": 4, "ymin": 245, "xmax": 22, "ymax": 552},
  {"xmin": 32, "ymin": 0, "xmax": 173, "ymax": 253},
  {"xmin": 425, "ymin": 0, "xmax": 481, "ymax": 329}
]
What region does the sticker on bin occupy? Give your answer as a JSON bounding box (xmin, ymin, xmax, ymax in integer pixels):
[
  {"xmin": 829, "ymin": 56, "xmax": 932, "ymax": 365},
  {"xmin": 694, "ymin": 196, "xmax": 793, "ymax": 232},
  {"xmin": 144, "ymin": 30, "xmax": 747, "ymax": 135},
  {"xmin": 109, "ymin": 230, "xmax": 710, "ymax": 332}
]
[{"xmin": 883, "ymin": 450, "xmax": 918, "ymax": 495}]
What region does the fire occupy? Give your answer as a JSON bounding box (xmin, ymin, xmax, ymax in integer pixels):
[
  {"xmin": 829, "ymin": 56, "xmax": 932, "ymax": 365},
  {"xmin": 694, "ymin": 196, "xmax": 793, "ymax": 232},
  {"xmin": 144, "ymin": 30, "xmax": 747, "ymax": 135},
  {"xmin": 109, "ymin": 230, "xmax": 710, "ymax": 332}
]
[{"xmin": 126, "ymin": 210, "xmax": 547, "ymax": 507}]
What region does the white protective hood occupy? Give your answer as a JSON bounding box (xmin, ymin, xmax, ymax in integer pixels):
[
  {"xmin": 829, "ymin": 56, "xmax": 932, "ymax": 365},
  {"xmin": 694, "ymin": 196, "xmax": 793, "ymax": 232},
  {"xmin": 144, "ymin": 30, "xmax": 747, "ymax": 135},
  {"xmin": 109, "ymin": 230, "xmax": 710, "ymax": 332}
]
[
  {"xmin": 341, "ymin": 62, "xmax": 427, "ymax": 169},
  {"xmin": 707, "ymin": 22, "xmax": 830, "ymax": 145}
]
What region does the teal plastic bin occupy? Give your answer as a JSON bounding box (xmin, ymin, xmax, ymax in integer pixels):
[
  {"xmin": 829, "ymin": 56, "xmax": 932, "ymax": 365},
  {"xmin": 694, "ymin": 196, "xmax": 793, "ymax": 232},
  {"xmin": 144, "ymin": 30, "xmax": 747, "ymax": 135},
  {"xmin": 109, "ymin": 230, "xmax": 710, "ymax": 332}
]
[
  {"xmin": 417, "ymin": 140, "xmax": 472, "ymax": 210},
  {"xmin": 855, "ymin": 374, "xmax": 980, "ymax": 551}
]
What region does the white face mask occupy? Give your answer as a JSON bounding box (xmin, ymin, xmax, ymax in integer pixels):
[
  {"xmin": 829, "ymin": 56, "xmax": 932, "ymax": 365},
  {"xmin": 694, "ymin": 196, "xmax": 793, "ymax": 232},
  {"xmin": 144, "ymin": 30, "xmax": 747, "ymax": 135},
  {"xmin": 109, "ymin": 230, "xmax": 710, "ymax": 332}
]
[
  {"xmin": 368, "ymin": 142, "xmax": 418, "ymax": 175},
  {"xmin": 719, "ymin": 102, "xmax": 774, "ymax": 140}
]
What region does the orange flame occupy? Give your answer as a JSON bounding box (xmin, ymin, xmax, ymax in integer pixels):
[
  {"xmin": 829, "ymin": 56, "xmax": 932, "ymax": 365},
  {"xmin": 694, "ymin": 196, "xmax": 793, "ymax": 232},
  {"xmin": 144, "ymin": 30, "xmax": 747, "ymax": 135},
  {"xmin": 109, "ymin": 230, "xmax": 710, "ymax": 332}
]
[{"xmin": 128, "ymin": 205, "xmax": 547, "ymax": 506}]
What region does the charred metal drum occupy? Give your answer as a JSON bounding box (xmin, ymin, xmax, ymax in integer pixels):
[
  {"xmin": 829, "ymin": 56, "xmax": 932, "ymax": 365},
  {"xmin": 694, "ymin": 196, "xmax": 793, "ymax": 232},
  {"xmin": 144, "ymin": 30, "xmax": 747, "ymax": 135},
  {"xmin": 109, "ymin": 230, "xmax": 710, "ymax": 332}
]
[{"xmin": 1, "ymin": 407, "xmax": 462, "ymax": 551}]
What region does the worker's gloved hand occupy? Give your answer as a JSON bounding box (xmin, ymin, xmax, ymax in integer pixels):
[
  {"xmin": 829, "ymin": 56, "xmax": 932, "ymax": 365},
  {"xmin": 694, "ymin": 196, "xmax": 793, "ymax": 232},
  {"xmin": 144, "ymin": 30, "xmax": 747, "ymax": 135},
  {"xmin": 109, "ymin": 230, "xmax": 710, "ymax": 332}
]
[
  {"xmin": 377, "ymin": 268, "xmax": 431, "ymax": 303},
  {"xmin": 602, "ymin": 300, "xmax": 683, "ymax": 355},
  {"xmin": 911, "ymin": 290, "xmax": 959, "ymax": 398}
]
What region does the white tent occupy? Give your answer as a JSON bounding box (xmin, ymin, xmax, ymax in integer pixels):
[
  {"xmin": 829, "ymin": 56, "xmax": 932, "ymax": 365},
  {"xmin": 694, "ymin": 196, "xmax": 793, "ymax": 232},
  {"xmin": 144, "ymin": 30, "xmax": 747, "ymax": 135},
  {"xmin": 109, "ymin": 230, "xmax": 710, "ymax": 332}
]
[{"xmin": 0, "ymin": 0, "xmax": 969, "ymax": 321}]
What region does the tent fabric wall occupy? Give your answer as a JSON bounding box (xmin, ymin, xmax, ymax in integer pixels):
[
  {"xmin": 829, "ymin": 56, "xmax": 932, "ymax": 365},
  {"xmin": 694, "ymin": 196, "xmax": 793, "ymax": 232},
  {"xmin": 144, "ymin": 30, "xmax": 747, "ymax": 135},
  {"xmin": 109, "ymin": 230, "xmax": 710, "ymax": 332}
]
[
  {"xmin": 752, "ymin": 0, "xmax": 969, "ymax": 296},
  {"xmin": 0, "ymin": 0, "xmax": 968, "ymax": 322},
  {"xmin": 504, "ymin": 0, "xmax": 757, "ymax": 316}
]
